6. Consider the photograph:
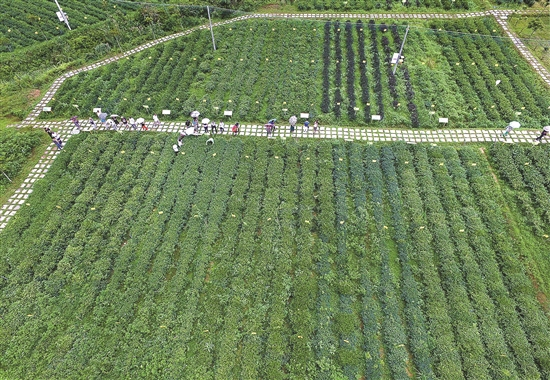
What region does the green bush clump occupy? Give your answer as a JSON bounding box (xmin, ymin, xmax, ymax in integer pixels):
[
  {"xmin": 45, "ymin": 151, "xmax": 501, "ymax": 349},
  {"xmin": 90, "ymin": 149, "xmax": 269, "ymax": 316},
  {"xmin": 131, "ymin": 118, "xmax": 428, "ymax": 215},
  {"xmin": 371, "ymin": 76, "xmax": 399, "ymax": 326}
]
[{"xmin": 0, "ymin": 129, "xmax": 43, "ymax": 194}]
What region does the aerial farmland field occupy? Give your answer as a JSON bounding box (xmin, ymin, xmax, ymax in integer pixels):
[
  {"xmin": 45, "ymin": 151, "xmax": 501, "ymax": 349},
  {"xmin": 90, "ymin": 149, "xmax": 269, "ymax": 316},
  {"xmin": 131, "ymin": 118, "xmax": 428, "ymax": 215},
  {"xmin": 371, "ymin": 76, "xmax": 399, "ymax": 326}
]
[
  {"xmin": 2, "ymin": 0, "xmax": 550, "ymax": 378},
  {"xmin": 1, "ymin": 133, "xmax": 550, "ymax": 378}
]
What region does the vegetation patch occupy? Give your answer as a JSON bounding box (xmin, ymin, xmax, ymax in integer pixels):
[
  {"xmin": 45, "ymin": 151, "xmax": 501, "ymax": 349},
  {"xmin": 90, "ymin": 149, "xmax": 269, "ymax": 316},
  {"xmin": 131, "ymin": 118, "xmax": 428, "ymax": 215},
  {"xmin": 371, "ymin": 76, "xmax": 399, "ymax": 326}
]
[
  {"xmin": 42, "ymin": 17, "xmax": 550, "ymax": 128},
  {"xmin": 1, "ymin": 133, "xmax": 550, "ymax": 378}
]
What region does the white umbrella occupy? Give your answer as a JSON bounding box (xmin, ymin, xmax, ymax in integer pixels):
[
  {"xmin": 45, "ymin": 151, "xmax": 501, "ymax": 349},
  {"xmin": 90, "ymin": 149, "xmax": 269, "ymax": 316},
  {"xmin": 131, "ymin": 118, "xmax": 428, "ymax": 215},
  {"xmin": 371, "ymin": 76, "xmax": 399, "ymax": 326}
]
[
  {"xmin": 544, "ymin": 126, "xmax": 550, "ymax": 133},
  {"xmin": 289, "ymin": 115, "xmax": 297, "ymax": 125},
  {"xmin": 185, "ymin": 127, "xmax": 196, "ymax": 135},
  {"xmin": 509, "ymin": 121, "xmax": 521, "ymax": 129},
  {"xmin": 202, "ymin": 118, "xmax": 210, "ymax": 124},
  {"xmin": 136, "ymin": 118, "xmax": 145, "ymax": 124},
  {"xmin": 191, "ymin": 111, "xmax": 200, "ymax": 118},
  {"xmin": 110, "ymin": 114, "xmax": 119, "ymax": 118}
]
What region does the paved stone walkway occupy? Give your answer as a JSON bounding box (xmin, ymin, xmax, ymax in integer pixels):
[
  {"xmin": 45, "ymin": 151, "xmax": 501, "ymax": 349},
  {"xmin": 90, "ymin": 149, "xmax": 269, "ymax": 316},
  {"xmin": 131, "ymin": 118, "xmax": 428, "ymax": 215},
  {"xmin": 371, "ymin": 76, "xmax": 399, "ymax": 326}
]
[
  {"xmin": 17, "ymin": 9, "xmax": 550, "ymax": 127},
  {"xmin": 492, "ymin": 10, "xmax": 550, "ymax": 87},
  {"xmin": 1, "ymin": 120, "xmax": 547, "ymax": 232}
]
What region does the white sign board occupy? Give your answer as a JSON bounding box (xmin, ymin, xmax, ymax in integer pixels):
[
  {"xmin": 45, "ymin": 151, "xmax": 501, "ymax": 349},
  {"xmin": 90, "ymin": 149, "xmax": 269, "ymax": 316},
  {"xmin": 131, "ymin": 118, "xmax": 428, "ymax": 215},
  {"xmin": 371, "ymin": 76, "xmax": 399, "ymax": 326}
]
[
  {"xmin": 224, "ymin": 110, "xmax": 233, "ymax": 116},
  {"xmin": 391, "ymin": 53, "xmax": 400, "ymax": 65},
  {"xmin": 372, "ymin": 115, "xmax": 381, "ymax": 121},
  {"xmin": 56, "ymin": 11, "xmax": 67, "ymax": 22},
  {"xmin": 162, "ymin": 110, "xmax": 171, "ymax": 115},
  {"xmin": 300, "ymin": 113, "xmax": 309, "ymax": 119},
  {"xmin": 93, "ymin": 108, "xmax": 101, "ymax": 113},
  {"xmin": 43, "ymin": 107, "xmax": 52, "ymax": 112},
  {"xmin": 439, "ymin": 118, "xmax": 449, "ymax": 123}
]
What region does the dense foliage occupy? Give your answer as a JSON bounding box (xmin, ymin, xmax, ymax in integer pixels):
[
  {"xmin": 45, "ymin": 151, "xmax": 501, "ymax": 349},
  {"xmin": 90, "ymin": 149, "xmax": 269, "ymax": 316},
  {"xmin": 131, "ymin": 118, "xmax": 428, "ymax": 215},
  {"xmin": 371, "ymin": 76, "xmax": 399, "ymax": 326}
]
[
  {"xmin": 0, "ymin": 129, "xmax": 43, "ymax": 194},
  {"xmin": 42, "ymin": 17, "xmax": 550, "ymax": 128},
  {"xmin": 1, "ymin": 133, "xmax": 550, "ymax": 378}
]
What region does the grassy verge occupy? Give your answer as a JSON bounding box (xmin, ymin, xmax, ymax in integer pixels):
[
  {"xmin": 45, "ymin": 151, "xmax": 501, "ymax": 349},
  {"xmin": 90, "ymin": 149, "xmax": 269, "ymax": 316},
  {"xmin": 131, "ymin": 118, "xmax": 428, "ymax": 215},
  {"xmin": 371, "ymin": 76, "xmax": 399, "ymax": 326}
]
[
  {"xmin": 507, "ymin": 13, "xmax": 550, "ymax": 71},
  {"xmin": 0, "ymin": 130, "xmax": 50, "ymax": 205}
]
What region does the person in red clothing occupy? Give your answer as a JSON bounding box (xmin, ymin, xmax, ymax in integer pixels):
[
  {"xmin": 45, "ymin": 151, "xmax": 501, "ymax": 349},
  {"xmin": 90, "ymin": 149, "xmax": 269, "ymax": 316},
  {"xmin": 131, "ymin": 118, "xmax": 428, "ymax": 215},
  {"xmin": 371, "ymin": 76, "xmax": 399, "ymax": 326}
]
[{"xmin": 232, "ymin": 122, "xmax": 240, "ymax": 136}]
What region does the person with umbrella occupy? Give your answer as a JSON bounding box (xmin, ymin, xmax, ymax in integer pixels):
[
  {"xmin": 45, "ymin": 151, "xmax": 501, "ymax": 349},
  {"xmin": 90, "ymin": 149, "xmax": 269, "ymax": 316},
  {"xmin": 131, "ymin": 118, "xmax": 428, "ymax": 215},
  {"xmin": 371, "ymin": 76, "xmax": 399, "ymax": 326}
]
[
  {"xmin": 153, "ymin": 114, "xmax": 160, "ymax": 128},
  {"xmin": 129, "ymin": 117, "xmax": 137, "ymax": 130},
  {"xmin": 190, "ymin": 111, "xmax": 200, "ymax": 132},
  {"xmin": 136, "ymin": 117, "xmax": 147, "ymax": 131},
  {"xmin": 535, "ymin": 125, "xmax": 550, "ymax": 143},
  {"xmin": 502, "ymin": 121, "xmax": 520, "ymax": 138},
  {"xmin": 289, "ymin": 115, "xmax": 297, "ymax": 134},
  {"xmin": 202, "ymin": 118, "xmax": 210, "ymax": 133}
]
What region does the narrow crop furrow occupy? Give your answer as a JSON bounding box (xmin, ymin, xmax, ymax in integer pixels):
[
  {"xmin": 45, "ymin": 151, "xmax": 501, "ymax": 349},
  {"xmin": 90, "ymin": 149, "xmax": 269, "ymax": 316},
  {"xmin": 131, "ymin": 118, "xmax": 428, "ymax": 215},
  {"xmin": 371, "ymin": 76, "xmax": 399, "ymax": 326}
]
[
  {"xmin": 428, "ymin": 147, "xmax": 519, "ymax": 379},
  {"xmin": 333, "ymin": 21, "xmax": 343, "ymax": 119},
  {"xmin": 211, "ymin": 141, "xmax": 268, "ymax": 378},
  {"xmin": 261, "ymin": 141, "xmax": 298, "ymax": 378},
  {"xmin": 488, "ymin": 144, "xmax": 545, "ymax": 235},
  {"xmin": 287, "ymin": 144, "xmax": 318, "ymax": 378},
  {"xmin": 22, "ymin": 134, "xmax": 157, "ymax": 377},
  {"xmin": 345, "ymin": 21, "xmax": 356, "ymax": 121},
  {"xmin": 368, "ymin": 20, "xmax": 384, "ymax": 120},
  {"xmin": 314, "ymin": 141, "xmax": 342, "ymax": 379},
  {"xmin": 238, "ymin": 141, "xmax": 285, "ymax": 378},
  {"xmin": 412, "ymin": 145, "xmax": 490, "ymax": 379},
  {"xmin": 380, "ymin": 147, "xmax": 434, "ymax": 379},
  {"xmin": 348, "ymin": 144, "xmax": 384, "ymax": 379},
  {"xmin": 332, "ymin": 143, "xmax": 363, "ymax": 378},
  {"xmin": 392, "ymin": 144, "xmax": 464, "ymax": 379},
  {"xmin": 321, "ymin": 21, "xmax": 331, "ymax": 114},
  {"xmin": 459, "ymin": 147, "xmax": 550, "ymax": 377},
  {"xmin": 355, "ymin": 21, "xmax": 371, "ymax": 123},
  {"xmin": 364, "ymin": 145, "xmax": 409, "ymax": 380},
  {"xmin": 442, "ymin": 147, "xmax": 541, "ymax": 378}
]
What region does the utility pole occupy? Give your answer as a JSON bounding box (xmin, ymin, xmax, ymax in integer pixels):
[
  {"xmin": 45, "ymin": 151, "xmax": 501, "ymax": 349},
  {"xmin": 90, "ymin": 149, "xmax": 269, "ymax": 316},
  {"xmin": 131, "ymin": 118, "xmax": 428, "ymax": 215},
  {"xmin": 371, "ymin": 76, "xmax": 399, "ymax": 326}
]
[
  {"xmin": 393, "ymin": 25, "xmax": 409, "ymax": 75},
  {"xmin": 54, "ymin": 0, "xmax": 72, "ymax": 30},
  {"xmin": 207, "ymin": 6, "xmax": 216, "ymax": 51}
]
